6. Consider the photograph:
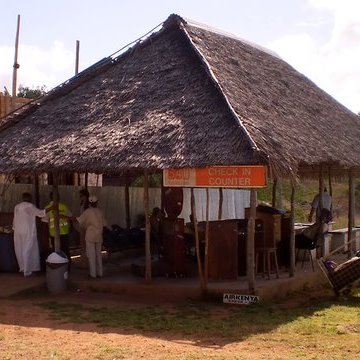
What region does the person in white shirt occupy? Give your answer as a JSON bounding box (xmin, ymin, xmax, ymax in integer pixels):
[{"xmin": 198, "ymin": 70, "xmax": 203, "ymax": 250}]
[
  {"xmin": 308, "ymin": 187, "xmax": 332, "ymax": 223},
  {"xmin": 13, "ymin": 192, "xmax": 50, "ymax": 277},
  {"xmin": 73, "ymin": 195, "xmax": 108, "ymax": 279}
]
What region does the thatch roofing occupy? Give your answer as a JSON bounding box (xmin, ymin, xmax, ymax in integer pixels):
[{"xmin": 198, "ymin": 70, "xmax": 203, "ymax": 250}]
[{"xmin": 0, "ymin": 14, "xmax": 359, "ymax": 178}]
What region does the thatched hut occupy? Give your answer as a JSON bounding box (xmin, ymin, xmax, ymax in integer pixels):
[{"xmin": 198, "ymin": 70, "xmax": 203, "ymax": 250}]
[{"xmin": 0, "ymin": 14, "xmax": 359, "ymax": 291}]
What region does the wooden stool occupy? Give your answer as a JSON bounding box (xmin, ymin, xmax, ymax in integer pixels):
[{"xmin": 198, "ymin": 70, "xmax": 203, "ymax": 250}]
[
  {"xmin": 295, "ymin": 248, "xmax": 315, "ymax": 272},
  {"xmin": 255, "ymin": 248, "xmax": 279, "ymax": 279}
]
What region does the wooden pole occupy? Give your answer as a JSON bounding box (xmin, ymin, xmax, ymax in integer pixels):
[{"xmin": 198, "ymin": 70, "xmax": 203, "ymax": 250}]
[
  {"xmin": 218, "ymin": 188, "xmax": 223, "ymax": 220},
  {"xmin": 348, "ymin": 169, "xmax": 355, "ymax": 258},
  {"xmin": 144, "ymin": 170, "xmax": 152, "ymax": 281},
  {"xmin": 289, "ymin": 184, "xmax": 296, "ymax": 277},
  {"xmin": 34, "ymin": 174, "xmax": 40, "ymax": 208},
  {"xmin": 11, "ymin": 14, "xmax": 21, "ymax": 110},
  {"xmin": 271, "ymin": 178, "xmax": 277, "ymax": 208},
  {"xmin": 191, "ymin": 188, "xmax": 205, "ymax": 291},
  {"xmin": 204, "ymin": 188, "xmax": 210, "ymax": 287},
  {"xmin": 75, "ymin": 40, "xmax": 80, "ymax": 75},
  {"xmin": 319, "ymin": 165, "xmax": 324, "ymax": 211},
  {"xmin": 328, "ymin": 166, "xmax": 333, "ymax": 198},
  {"xmin": 52, "ymin": 173, "xmax": 61, "ymax": 252},
  {"xmin": 247, "ymin": 189, "xmax": 256, "ymax": 292},
  {"xmin": 72, "ymin": 41, "xmax": 80, "ymax": 185},
  {"xmin": 125, "ymin": 174, "xmax": 131, "ymax": 231},
  {"xmin": 85, "ymin": 172, "xmax": 89, "ymax": 188},
  {"xmin": 277, "ymin": 177, "xmax": 283, "ymax": 210}
]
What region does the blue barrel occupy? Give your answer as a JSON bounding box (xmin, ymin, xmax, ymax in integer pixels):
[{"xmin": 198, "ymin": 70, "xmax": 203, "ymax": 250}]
[{"xmin": 0, "ymin": 233, "xmax": 19, "ymax": 272}]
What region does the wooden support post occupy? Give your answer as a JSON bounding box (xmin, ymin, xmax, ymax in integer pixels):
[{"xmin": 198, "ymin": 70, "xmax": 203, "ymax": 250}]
[
  {"xmin": 85, "ymin": 172, "xmax": 89, "ymax": 188},
  {"xmin": 247, "ymin": 189, "xmax": 256, "ymax": 293},
  {"xmin": 52, "ymin": 173, "xmax": 61, "ymax": 252},
  {"xmin": 125, "ymin": 174, "xmax": 131, "ymax": 231},
  {"xmin": 75, "ymin": 40, "xmax": 80, "ymax": 75},
  {"xmin": 319, "ymin": 165, "xmax": 324, "ymax": 210},
  {"xmin": 144, "ymin": 170, "xmax": 151, "ymax": 282},
  {"xmin": 272, "ymin": 178, "xmax": 277, "ymax": 208},
  {"xmin": 218, "ymin": 188, "xmax": 223, "ymax": 220},
  {"xmin": 348, "ymin": 169, "xmax": 355, "ymax": 258},
  {"xmin": 191, "ymin": 188, "xmax": 205, "ymax": 292},
  {"xmin": 289, "ymin": 184, "xmax": 296, "ymax": 277},
  {"xmin": 204, "ymin": 188, "xmax": 210, "ymax": 286},
  {"xmin": 328, "ymin": 166, "xmax": 333, "ymax": 198},
  {"xmin": 277, "ymin": 177, "xmax": 283, "ymax": 210},
  {"xmin": 11, "ymin": 14, "xmax": 20, "ymax": 110},
  {"xmin": 34, "ymin": 173, "xmax": 40, "ymax": 208}
]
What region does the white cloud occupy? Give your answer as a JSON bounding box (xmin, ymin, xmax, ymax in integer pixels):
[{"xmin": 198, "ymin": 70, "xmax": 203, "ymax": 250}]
[
  {"xmin": 267, "ymin": 0, "xmax": 360, "ymax": 113},
  {"xmin": 0, "ymin": 42, "xmax": 74, "ymax": 94}
]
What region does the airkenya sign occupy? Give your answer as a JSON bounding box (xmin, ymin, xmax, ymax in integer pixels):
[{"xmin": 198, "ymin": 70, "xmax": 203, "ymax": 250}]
[
  {"xmin": 163, "ymin": 166, "xmax": 267, "ymax": 188},
  {"xmin": 223, "ymin": 293, "xmax": 260, "ymax": 305}
]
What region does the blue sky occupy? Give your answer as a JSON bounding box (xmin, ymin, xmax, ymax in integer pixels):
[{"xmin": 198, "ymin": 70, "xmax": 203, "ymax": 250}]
[{"xmin": 1, "ymin": 0, "xmax": 359, "ymax": 112}]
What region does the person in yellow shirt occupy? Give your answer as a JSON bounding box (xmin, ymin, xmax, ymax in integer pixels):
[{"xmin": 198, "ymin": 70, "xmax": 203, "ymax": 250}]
[{"xmin": 43, "ymin": 192, "xmax": 72, "ymax": 263}]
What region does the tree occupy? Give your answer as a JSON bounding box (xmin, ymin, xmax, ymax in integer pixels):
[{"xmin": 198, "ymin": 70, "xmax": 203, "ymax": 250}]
[{"xmin": 17, "ymin": 85, "xmax": 47, "ymax": 99}]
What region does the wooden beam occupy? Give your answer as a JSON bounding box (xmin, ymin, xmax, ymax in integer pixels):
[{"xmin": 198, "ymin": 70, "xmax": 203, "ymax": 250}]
[
  {"xmin": 289, "ymin": 184, "xmax": 296, "ymax": 277},
  {"xmin": 144, "ymin": 171, "xmax": 151, "ymax": 281},
  {"xmin": 247, "ymin": 188, "xmax": 256, "ymax": 292}
]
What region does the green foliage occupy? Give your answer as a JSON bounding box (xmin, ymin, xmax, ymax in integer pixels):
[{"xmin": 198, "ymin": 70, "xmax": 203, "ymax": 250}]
[
  {"xmin": 17, "ymin": 85, "xmax": 47, "ymax": 99},
  {"xmin": 131, "ymin": 173, "xmax": 162, "ymax": 187}
]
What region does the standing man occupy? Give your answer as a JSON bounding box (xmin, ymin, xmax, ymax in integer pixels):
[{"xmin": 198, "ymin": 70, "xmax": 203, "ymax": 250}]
[
  {"xmin": 13, "ymin": 192, "xmax": 49, "ymax": 277},
  {"xmin": 75, "ymin": 195, "xmax": 107, "ymax": 279},
  {"xmin": 308, "ymin": 187, "xmax": 332, "ymax": 223},
  {"xmin": 44, "ymin": 192, "xmax": 72, "ymax": 262}
]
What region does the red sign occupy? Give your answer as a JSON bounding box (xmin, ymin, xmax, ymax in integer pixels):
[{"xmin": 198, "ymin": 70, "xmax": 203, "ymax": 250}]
[{"xmin": 163, "ymin": 166, "xmax": 267, "ymax": 188}]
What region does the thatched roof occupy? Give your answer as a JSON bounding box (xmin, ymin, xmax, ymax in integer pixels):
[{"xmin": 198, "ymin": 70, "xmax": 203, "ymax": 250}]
[{"xmin": 0, "ymin": 14, "xmax": 359, "ymax": 178}]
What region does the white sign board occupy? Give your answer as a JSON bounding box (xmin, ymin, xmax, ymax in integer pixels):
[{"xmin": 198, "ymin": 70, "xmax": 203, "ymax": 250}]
[{"xmin": 223, "ymin": 293, "xmax": 259, "ymax": 305}]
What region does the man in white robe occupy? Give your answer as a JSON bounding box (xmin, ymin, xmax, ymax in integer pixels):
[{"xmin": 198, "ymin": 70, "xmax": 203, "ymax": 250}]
[{"xmin": 13, "ymin": 192, "xmax": 47, "ymax": 277}]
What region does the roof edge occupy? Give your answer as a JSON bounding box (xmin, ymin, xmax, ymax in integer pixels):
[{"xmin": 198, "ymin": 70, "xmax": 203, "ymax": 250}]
[{"xmin": 178, "ymin": 22, "xmax": 260, "ymax": 152}]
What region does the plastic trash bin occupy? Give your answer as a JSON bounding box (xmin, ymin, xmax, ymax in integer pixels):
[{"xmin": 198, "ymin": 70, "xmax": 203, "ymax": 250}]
[{"xmin": 46, "ymin": 251, "xmax": 69, "ymax": 294}]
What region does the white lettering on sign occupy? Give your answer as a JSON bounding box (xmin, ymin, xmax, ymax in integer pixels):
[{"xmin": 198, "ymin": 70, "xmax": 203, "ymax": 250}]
[
  {"xmin": 208, "ymin": 177, "xmax": 251, "ymax": 187},
  {"xmin": 223, "ymin": 293, "xmax": 259, "ymax": 305},
  {"xmin": 208, "ymin": 168, "xmax": 239, "ymax": 176}
]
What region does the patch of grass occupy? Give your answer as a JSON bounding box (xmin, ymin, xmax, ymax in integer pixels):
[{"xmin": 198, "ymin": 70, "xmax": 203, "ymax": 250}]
[
  {"xmin": 94, "ymin": 342, "xmax": 129, "ymax": 360},
  {"xmin": 36, "ymin": 289, "xmax": 360, "ymax": 344}
]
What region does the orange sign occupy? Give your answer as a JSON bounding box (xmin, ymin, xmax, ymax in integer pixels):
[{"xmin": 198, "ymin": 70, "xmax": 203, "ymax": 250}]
[{"xmin": 163, "ymin": 166, "xmax": 267, "ymax": 188}]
